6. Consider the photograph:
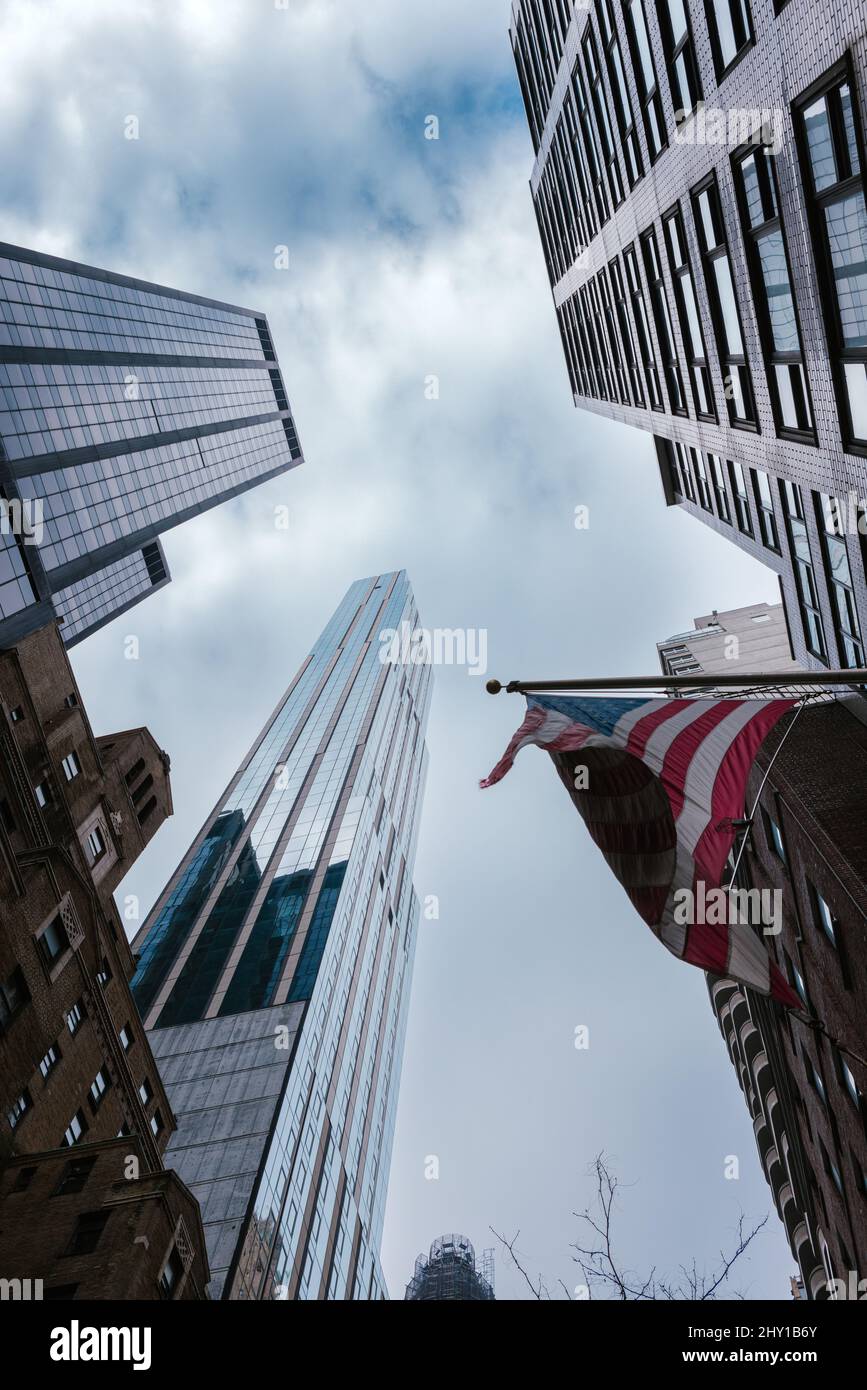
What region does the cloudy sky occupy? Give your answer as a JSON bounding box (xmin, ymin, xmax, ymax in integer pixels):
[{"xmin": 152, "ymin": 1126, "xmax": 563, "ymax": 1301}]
[{"xmin": 3, "ymin": 0, "xmax": 796, "ymax": 1298}]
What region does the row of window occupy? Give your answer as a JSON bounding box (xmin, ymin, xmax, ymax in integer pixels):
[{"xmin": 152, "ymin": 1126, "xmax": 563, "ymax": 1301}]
[
  {"xmin": 535, "ymin": 23, "xmax": 867, "ymax": 453},
  {"xmin": 669, "ymin": 443, "xmax": 865, "ymax": 668}
]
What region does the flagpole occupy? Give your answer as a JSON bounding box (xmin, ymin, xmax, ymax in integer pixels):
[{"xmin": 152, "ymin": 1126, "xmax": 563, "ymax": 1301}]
[{"xmin": 485, "ymin": 670, "xmax": 867, "ymax": 694}]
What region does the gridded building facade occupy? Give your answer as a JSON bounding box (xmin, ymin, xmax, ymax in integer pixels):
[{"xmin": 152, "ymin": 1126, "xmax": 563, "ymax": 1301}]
[
  {"xmin": 511, "ymin": 0, "xmax": 867, "ymax": 671},
  {"xmin": 131, "ymin": 572, "xmax": 431, "ymax": 1299},
  {"xmin": 0, "ymin": 243, "xmax": 303, "ymax": 647}
]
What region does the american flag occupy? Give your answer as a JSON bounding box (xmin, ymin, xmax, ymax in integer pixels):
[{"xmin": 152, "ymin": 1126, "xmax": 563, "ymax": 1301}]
[{"xmin": 481, "ymin": 693, "xmax": 801, "ymax": 1007}]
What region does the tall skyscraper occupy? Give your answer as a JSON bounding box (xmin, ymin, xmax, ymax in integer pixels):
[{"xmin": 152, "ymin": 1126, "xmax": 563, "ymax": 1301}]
[
  {"xmin": 0, "ymin": 242, "xmax": 303, "ymax": 647},
  {"xmin": 131, "ymin": 572, "xmax": 431, "ymax": 1299},
  {"xmin": 510, "ymin": 0, "xmax": 867, "ymax": 671}
]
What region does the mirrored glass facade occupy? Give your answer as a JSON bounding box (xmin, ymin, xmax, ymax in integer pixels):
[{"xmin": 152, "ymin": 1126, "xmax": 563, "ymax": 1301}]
[
  {"xmin": 134, "ymin": 572, "xmax": 431, "ymax": 1299},
  {"xmin": 0, "ymin": 242, "xmax": 303, "ymax": 647}
]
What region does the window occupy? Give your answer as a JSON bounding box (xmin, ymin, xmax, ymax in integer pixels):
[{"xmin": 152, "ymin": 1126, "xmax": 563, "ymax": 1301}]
[
  {"xmin": 9, "ymin": 705, "xmax": 24, "ymax": 722},
  {"xmin": 96, "ymin": 957, "xmax": 111, "ymax": 988},
  {"xmin": 796, "ymin": 66, "xmax": 867, "ymax": 449},
  {"xmin": 663, "ymin": 206, "xmax": 716, "ymax": 419},
  {"xmin": 728, "ymin": 460, "xmax": 753, "ymax": 535},
  {"xmin": 0, "ymin": 967, "xmax": 30, "ymax": 1031},
  {"xmin": 12, "ymin": 1166, "xmax": 37, "ymax": 1193},
  {"xmin": 838, "ymin": 1052, "xmax": 862, "ymax": 1109},
  {"xmin": 657, "ymin": 0, "xmax": 701, "ymax": 121},
  {"xmin": 691, "ymin": 175, "xmax": 756, "ymax": 426},
  {"xmin": 572, "ymin": 60, "xmax": 609, "ymax": 228},
  {"xmin": 609, "ymin": 257, "xmax": 645, "ymax": 407},
  {"xmin": 66, "ymin": 999, "xmax": 85, "ymax": 1035},
  {"xmin": 765, "ymin": 808, "xmax": 787, "ymax": 863},
  {"xmin": 7, "ymin": 1088, "xmax": 32, "ymax": 1131},
  {"xmin": 63, "ymin": 692, "xmax": 78, "ymax": 709},
  {"xmin": 139, "ymin": 1079, "xmax": 153, "ymax": 1106},
  {"xmin": 159, "ymin": 1246, "xmax": 185, "ymax": 1299},
  {"xmin": 37, "ymin": 915, "xmax": 68, "ymax": 969},
  {"xmin": 624, "ymin": 244, "xmax": 663, "ymax": 407},
  {"xmin": 733, "ymin": 146, "xmax": 814, "ymax": 438},
  {"xmin": 119, "ymin": 1023, "xmax": 134, "ymax": 1052},
  {"xmin": 705, "ymin": 0, "xmax": 753, "ymax": 80},
  {"xmin": 582, "ymin": 27, "xmax": 624, "ymax": 209},
  {"xmin": 811, "ymin": 884, "xmax": 838, "ymax": 948},
  {"xmin": 753, "ymin": 469, "xmax": 780, "ymax": 551},
  {"xmin": 62, "ymin": 1110, "xmax": 88, "ymax": 1147},
  {"xmin": 709, "ymin": 455, "xmax": 731, "ymax": 521},
  {"xmin": 781, "ymin": 481, "xmax": 828, "ymax": 661},
  {"xmin": 63, "ymin": 1210, "xmax": 110, "ymax": 1258},
  {"xmin": 61, "ymin": 751, "xmax": 80, "ymax": 781},
  {"xmin": 597, "ymin": 0, "xmax": 643, "ymax": 186},
  {"xmin": 53, "ymin": 1157, "xmax": 96, "ymax": 1197},
  {"xmin": 88, "ymin": 1068, "xmax": 110, "ymax": 1112},
  {"xmin": 814, "ymin": 494, "xmax": 864, "ymax": 668},
  {"xmin": 150, "ymin": 1109, "xmax": 165, "ymax": 1139},
  {"xmin": 624, "ymin": 0, "xmax": 666, "ymax": 162},
  {"xmin": 806, "ymin": 1056, "xmax": 827, "ymax": 1105},
  {"xmin": 86, "ymin": 825, "xmax": 106, "ymax": 864},
  {"xmin": 641, "ymin": 226, "xmax": 687, "ymax": 412},
  {"xmin": 39, "ymin": 1042, "xmax": 61, "ymax": 1080},
  {"xmin": 693, "ymin": 451, "xmax": 713, "ymax": 510},
  {"xmin": 34, "ymin": 781, "xmax": 51, "ymax": 809}
]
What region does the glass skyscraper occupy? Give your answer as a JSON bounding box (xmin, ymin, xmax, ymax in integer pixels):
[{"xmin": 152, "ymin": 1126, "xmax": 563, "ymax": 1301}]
[
  {"xmin": 131, "ymin": 571, "xmax": 431, "ymax": 1299},
  {"xmin": 0, "ymin": 241, "xmax": 302, "ymax": 646}
]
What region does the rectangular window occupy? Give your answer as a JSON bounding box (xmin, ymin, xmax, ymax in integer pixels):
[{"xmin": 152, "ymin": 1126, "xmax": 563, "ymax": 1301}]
[
  {"xmin": 37, "ymin": 916, "xmax": 68, "ymax": 969},
  {"xmin": 63, "ymin": 1210, "xmax": 110, "ymax": 1258},
  {"xmin": 663, "ymin": 206, "xmax": 716, "ymax": 419},
  {"xmin": 693, "ymin": 450, "xmax": 713, "ymax": 510},
  {"xmin": 572, "ymin": 59, "xmax": 609, "ymax": 227},
  {"xmin": 598, "ymin": 0, "xmax": 643, "ymax": 186},
  {"xmin": 753, "ymin": 469, "xmax": 780, "ymax": 551},
  {"xmin": 733, "ymin": 146, "xmax": 814, "ymax": 438},
  {"xmin": 7, "ymin": 1088, "xmax": 32, "ymax": 1131},
  {"xmin": 795, "ymin": 66, "xmax": 867, "ymax": 450},
  {"xmin": 814, "ymin": 494, "xmax": 864, "ymax": 668},
  {"xmin": 671, "ymin": 442, "xmax": 696, "ymax": 503},
  {"xmin": 624, "ymin": 243, "xmax": 663, "ymax": 407},
  {"xmin": 810, "ymin": 883, "xmax": 838, "ymax": 948},
  {"xmin": 765, "ymin": 808, "xmax": 787, "ymax": 863},
  {"xmin": 86, "ymin": 825, "xmax": 106, "ymax": 864},
  {"xmin": 705, "ymin": 0, "xmax": 754, "ymax": 80},
  {"xmin": 609, "ymin": 256, "xmax": 645, "ymax": 406},
  {"xmin": 66, "ymin": 999, "xmax": 85, "ymax": 1035},
  {"xmin": 34, "ymin": 781, "xmax": 51, "ymax": 809},
  {"xmin": 139, "ymin": 1078, "xmax": 153, "ymax": 1106},
  {"xmin": 53, "ymin": 1156, "xmax": 97, "ymax": 1197},
  {"xmin": 624, "ymin": 0, "xmax": 667, "ymax": 163},
  {"xmin": 61, "ymin": 751, "xmax": 80, "ymax": 781},
  {"xmin": 781, "ymin": 480, "xmax": 828, "ymax": 661},
  {"xmin": 691, "ymin": 175, "xmax": 756, "ymax": 426},
  {"xmin": 641, "ymin": 226, "xmax": 687, "ymax": 412},
  {"xmin": 119, "ymin": 1023, "xmax": 134, "ymax": 1051},
  {"xmin": 9, "ymin": 706, "xmax": 24, "ymax": 723},
  {"xmin": 582, "ymin": 26, "xmax": 624, "ymax": 209},
  {"xmin": 708, "ymin": 455, "xmax": 731, "ymax": 521},
  {"xmin": 88, "ymin": 1068, "xmax": 110, "ymax": 1112},
  {"xmin": 728, "ymin": 460, "xmax": 753, "ymax": 535},
  {"xmin": 62, "ymin": 1109, "xmax": 88, "ymax": 1147},
  {"xmin": 657, "ymin": 0, "xmax": 701, "ymax": 121},
  {"xmin": 159, "ymin": 1247, "xmax": 185, "ymax": 1300},
  {"xmin": 150, "ymin": 1109, "xmax": 165, "ymax": 1139},
  {"xmin": 0, "ymin": 967, "xmax": 30, "ymax": 1032},
  {"xmin": 39, "ymin": 1042, "xmax": 61, "ymax": 1079}
]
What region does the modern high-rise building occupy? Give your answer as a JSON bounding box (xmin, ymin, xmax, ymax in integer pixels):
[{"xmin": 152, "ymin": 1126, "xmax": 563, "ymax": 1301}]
[
  {"xmin": 130, "ymin": 572, "xmax": 431, "ymax": 1299},
  {"xmin": 0, "ymin": 242, "xmax": 303, "ymax": 647},
  {"xmin": 404, "ymin": 1234, "xmax": 496, "ymax": 1301},
  {"xmin": 510, "ymin": 0, "xmax": 867, "ymax": 671}
]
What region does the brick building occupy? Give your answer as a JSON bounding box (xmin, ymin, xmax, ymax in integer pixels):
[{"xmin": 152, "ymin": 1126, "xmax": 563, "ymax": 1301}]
[
  {"xmin": 0, "ymin": 621, "xmax": 208, "ymax": 1300},
  {"xmin": 711, "ymin": 698, "xmax": 867, "ymax": 1298},
  {"xmin": 510, "ymin": 0, "xmax": 867, "ymax": 672}
]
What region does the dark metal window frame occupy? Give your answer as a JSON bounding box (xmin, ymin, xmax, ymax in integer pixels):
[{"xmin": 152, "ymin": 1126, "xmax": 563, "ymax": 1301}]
[
  {"xmin": 690, "ymin": 171, "xmax": 757, "ymax": 430},
  {"xmin": 656, "ymin": 0, "xmax": 703, "ymax": 124},
  {"xmin": 623, "ymin": 241, "xmax": 664, "ymax": 409},
  {"xmin": 792, "ymin": 55, "xmax": 867, "ymax": 455},
  {"xmin": 662, "ymin": 203, "xmax": 717, "ymax": 422},
  {"xmin": 779, "ymin": 478, "xmax": 829, "ymax": 663},
  {"xmin": 580, "ymin": 20, "xmax": 626, "ymax": 211},
  {"xmin": 623, "ymin": 0, "xmax": 668, "ymax": 166},
  {"xmin": 731, "ymin": 142, "xmax": 817, "ymax": 444},
  {"xmin": 703, "ymin": 0, "xmax": 755, "ymax": 86},
  {"xmin": 640, "ymin": 224, "xmax": 688, "ymax": 414},
  {"xmin": 597, "ymin": 0, "xmax": 644, "ymax": 188},
  {"xmin": 727, "ymin": 459, "xmax": 754, "ymax": 536}
]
